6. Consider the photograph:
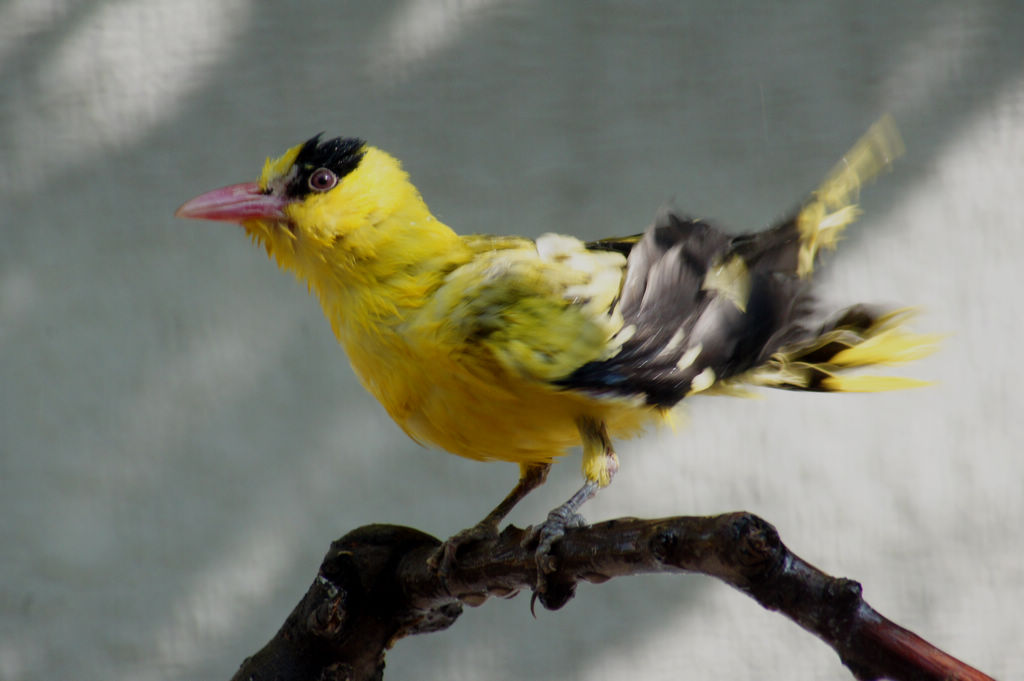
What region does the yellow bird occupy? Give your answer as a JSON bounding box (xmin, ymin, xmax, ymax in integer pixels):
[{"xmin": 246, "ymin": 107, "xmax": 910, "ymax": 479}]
[{"xmin": 176, "ymin": 116, "xmax": 934, "ymax": 576}]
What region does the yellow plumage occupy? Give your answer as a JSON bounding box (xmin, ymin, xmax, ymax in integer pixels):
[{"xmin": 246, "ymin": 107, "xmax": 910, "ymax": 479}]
[
  {"xmin": 176, "ymin": 117, "xmax": 935, "ymax": 571},
  {"xmin": 244, "ymin": 143, "xmax": 655, "ymax": 470},
  {"xmin": 795, "ymin": 115, "xmax": 905, "ymax": 277}
]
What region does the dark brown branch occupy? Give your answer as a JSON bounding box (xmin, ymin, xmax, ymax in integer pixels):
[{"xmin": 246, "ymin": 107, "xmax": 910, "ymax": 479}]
[{"xmin": 230, "ymin": 513, "xmax": 994, "ymax": 681}]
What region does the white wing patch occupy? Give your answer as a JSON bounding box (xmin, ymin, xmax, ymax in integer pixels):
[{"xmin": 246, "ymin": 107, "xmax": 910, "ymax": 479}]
[{"xmin": 536, "ymin": 232, "xmax": 626, "ymax": 315}]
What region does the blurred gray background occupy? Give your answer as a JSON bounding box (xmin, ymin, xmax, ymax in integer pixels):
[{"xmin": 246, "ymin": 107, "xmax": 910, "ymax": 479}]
[{"xmin": 2, "ymin": 2, "xmax": 1021, "ymax": 679}]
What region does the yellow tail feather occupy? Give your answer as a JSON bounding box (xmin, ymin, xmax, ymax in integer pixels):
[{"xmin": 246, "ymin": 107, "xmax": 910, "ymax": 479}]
[
  {"xmin": 738, "ymin": 306, "xmax": 937, "ymax": 394},
  {"xmin": 820, "ymin": 374, "xmax": 933, "ymax": 392},
  {"xmin": 829, "ymin": 309, "xmax": 942, "ymax": 368},
  {"xmin": 796, "ymin": 115, "xmax": 905, "ymax": 277},
  {"xmin": 829, "ymin": 328, "xmax": 941, "ymax": 368}
]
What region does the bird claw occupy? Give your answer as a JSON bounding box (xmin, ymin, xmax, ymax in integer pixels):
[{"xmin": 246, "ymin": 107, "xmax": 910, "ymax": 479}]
[
  {"xmin": 427, "ymin": 519, "xmax": 500, "ymax": 576},
  {"xmin": 528, "ymin": 507, "xmax": 586, "ymax": 573},
  {"xmin": 525, "ymin": 508, "xmax": 586, "ymax": 613}
]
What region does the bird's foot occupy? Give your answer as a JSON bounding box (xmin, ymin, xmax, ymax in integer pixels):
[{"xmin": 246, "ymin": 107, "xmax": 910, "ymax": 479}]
[
  {"xmin": 525, "ymin": 507, "xmax": 587, "ymax": 612},
  {"xmin": 529, "ymin": 506, "xmax": 587, "ymax": 574},
  {"xmin": 427, "ymin": 518, "xmax": 500, "ymax": 577}
]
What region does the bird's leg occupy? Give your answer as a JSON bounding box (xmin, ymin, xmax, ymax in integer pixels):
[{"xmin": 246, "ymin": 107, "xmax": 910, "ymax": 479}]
[
  {"xmin": 531, "ymin": 417, "xmax": 618, "ymax": 576},
  {"xmin": 428, "ymin": 462, "xmax": 551, "ymax": 575}
]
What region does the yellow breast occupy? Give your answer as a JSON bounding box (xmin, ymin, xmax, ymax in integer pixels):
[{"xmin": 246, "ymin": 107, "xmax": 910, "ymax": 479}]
[{"xmin": 342, "ymin": 319, "xmax": 659, "ymax": 464}]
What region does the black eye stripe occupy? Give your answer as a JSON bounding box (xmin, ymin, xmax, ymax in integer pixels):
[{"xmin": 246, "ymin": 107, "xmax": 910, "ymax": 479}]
[{"xmin": 285, "ymin": 135, "xmax": 366, "ymax": 198}]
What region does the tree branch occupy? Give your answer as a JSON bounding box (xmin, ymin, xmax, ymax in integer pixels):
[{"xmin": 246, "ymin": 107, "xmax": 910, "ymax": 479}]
[{"xmin": 230, "ymin": 513, "xmax": 994, "ymax": 681}]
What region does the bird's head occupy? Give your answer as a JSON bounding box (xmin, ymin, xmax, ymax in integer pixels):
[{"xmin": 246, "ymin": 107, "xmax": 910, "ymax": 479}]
[{"xmin": 176, "ymin": 134, "xmax": 453, "ymax": 287}]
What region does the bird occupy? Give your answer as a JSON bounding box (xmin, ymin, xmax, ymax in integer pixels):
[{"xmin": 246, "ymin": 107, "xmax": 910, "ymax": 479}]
[{"xmin": 176, "ymin": 116, "xmax": 935, "ymax": 583}]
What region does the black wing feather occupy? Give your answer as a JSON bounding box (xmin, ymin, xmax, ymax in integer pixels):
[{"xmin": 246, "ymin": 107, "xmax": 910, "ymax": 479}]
[{"xmin": 559, "ymin": 208, "xmax": 812, "ymax": 406}]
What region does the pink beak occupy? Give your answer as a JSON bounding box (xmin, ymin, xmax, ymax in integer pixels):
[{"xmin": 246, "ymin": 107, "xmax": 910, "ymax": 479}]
[{"xmin": 175, "ymin": 182, "xmax": 288, "ymax": 223}]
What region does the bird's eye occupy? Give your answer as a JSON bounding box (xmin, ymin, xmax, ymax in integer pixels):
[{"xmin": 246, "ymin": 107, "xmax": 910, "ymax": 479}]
[{"xmin": 308, "ymin": 168, "xmax": 338, "ymax": 192}]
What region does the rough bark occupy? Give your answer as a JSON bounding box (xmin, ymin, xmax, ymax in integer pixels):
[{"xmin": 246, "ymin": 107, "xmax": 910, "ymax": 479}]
[{"xmin": 230, "ymin": 513, "xmax": 994, "ymax": 681}]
